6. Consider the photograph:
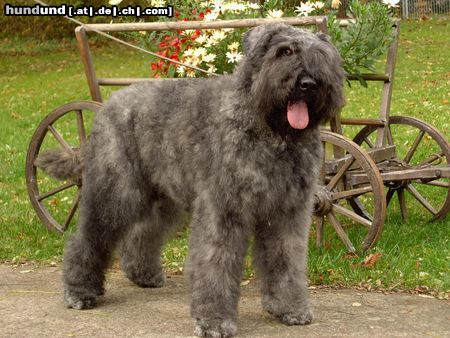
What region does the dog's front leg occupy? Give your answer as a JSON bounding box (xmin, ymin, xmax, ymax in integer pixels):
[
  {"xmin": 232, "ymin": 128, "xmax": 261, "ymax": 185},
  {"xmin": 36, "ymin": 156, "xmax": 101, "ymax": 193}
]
[
  {"xmin": 187, "ymin": 204, "xmax": 250, "ymax": 338},
  {"xmin": 253, "ymin": 212, "xmax": 314, "ymax": 326}
]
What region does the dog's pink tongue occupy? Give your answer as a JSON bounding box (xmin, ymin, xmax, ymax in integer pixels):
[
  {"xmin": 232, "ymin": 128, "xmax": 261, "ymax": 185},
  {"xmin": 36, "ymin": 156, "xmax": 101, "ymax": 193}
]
[{"xmin": 287, "ymin": 101, "xmax": 309, "ymax": 129}]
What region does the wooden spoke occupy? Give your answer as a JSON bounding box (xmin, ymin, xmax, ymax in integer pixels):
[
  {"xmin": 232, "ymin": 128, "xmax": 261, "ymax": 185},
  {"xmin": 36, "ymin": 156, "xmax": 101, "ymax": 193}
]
[
  {"xmin": 47, "ymin": 125, "xmax": 74, "ymax": 154},
  {"xmin": 403, "ymin": 130, "xmax": 425, "ymax": 164},
  {"xmin": 352, "ymin": 115, "xmax": 450, "ymax": 223},
  {"xmin": 332, "ymin": 203, "xmax": 372, "ymax": 228},
  {"xmin": 397, "ymin": 188, "xmax": 408, "ymax": 222},
  {"xmin": 319, "ymin": 142, "xmax": 326, "ymax": 183},
  {"xmin": 406, "ymin": 184, "xmax": 438, "ymax": 216},
  {"xmin": 418, "ymin": 151, "xmax": 445, "ymax": 167},
  {"xmin": 416, "ymin": 180, "xmax": 449, "ymax": 188},
  {"xmin": 363, "ymin": 136, "xmax": 374, "ymax": 148},
  {"xmin": 386, "ymin": 188, "xmax": 395, "ymax": 207},
  {"xmin": 38, "ymin": 181, "xmax": 76, "ymax": 201},
  {"xmin": 315, "ymin": 216, "xmax": 324, "ymax": 248},
  {"xmin": 327, "ymin": 211, "xmax": 356, "ymax": 253},
  {"xmin": 347, "ymin": 197, "xmax": 373, "ymax": 221},
  {"xmin": 62, "ymin": 190, "xmax": 81, "ymax": 231},
  {"xmin": 332, "ymin": 185, "xmax": 373, "ymax": 200},
  {"xmin": 326, "ymin": 156, "xmax": 355, "ymax": 191},
  {"xmin": 75, "ymin": 110, "xmax": 87, "ymax": 145},
  {"xmin": 387, "ymin": 125, "xmax": 395, "ymax": 146}
]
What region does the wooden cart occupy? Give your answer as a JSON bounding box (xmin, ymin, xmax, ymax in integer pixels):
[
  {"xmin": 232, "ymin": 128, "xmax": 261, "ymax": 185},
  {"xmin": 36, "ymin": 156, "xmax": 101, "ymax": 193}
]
[{"xmin": 25, "ymin": 17, "xmax": 450, "ymax": 252}]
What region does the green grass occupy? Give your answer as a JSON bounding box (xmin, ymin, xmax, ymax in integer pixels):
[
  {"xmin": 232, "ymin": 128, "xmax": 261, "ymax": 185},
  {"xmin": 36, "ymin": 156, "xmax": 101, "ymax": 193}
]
[{"xmin": 0, "ymin": 20, "xmax": 448, "ymax": 294}]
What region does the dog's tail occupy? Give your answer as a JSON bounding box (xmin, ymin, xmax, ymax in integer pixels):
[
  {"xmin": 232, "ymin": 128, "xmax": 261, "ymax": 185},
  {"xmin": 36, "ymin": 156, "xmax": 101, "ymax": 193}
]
[{"xmin": 34, "ymin": 148, "xmax": 83, "ymax": 181}]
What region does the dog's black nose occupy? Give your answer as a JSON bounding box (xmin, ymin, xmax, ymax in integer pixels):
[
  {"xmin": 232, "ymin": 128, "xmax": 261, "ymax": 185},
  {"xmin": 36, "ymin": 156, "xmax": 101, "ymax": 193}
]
[{"xmin": 299, "ymin": 77, "xmax": 317, "ymax": 91}]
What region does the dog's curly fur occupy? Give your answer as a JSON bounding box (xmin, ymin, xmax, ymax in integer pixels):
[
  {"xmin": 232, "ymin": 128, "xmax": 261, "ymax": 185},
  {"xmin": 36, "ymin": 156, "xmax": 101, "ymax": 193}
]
[{"xmin": 36, "ymin": 23, "xmax": 344, "ymax": 337}]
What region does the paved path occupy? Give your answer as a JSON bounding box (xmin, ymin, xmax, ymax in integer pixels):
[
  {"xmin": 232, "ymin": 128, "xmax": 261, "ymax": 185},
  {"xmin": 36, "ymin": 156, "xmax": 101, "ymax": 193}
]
[{"xmin": 0, "ymin": 264, "xmax": 449, "ymax": 337}]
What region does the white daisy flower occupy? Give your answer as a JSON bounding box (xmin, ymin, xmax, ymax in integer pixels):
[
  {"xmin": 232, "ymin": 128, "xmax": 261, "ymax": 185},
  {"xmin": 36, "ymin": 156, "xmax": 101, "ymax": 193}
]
[
  {"xmin": 183, "ymin": 48, "xmax": 195, "ymax": 57},
  {"xmin": 176, "ymin": 65, "xmax": 185, "ymax": 76},
  {"xmin": 266, "ymin": 9, "xmax": 283, "ymax": 18},
  {"xmin": 204, "ymin": 11, "xmax": 220, "ymax": 21},
  {"xmin": 312, "ymin": 1, "xmax": 325, "ymax": 10},
  {"xmin": 226, "ymin": 51, "xmax": 243, "ymax": 63},
  {"xmin": 193, "ymin": 47, "xmax": 208, "ymax": 59},
  {"xmin": 186, "ymin": 68, "xmax": 196, "ymax": 77},
  {"xmin": 211, "ymin": 30, "xmax": 227, "ymax": 41},
  {"xmin": 223, "ymin": 3, "xmax": 247, "ymax": 12},
  {"xmin": 382, "ymin": 0, "xmax": 400, "ymax": 8},
  {"xmin": 184, "ymin": 56, "xmax": 200, "ymax": 67},
  {"xmin": 207, "ymin": 63, "xmax": 217, "ymax": 74},
  {"xmin": 203, "ymin": 53, "xmax": 217, "ymax": 63},
  {"xmin": 195, "ymin": 34, "xmax": 208, "ymax": 44},
  {"xmin": 295, "ymin": 2, "xmax": 315, "ymax": 16},
  {"xmin": 248, "ymin": 3, "xmax": 260, "ymax": 10},
  {"xmin": 213, "ymin": 0, "xmax": 223, "ymax": 12}
]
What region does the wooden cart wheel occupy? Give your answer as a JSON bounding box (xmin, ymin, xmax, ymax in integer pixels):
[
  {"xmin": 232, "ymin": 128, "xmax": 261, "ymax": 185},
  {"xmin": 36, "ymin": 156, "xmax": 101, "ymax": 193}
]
[
  {"xmin": 314, "ymin": 131, "xmax": 386, "ymax": 252},
  {"xmin": 26, "ymin": 101, "xmax": 103, "ymax": 233},
  {"xmin": 353, "ymin": 116, "xmax": 450, "ymax": 221}
]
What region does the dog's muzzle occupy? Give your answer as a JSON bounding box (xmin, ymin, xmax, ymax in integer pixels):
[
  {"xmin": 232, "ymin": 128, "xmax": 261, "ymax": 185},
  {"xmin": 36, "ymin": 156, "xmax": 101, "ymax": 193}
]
[{"xmin": 298, "ymin": 76, "xmax": 317, "ymax": 92}]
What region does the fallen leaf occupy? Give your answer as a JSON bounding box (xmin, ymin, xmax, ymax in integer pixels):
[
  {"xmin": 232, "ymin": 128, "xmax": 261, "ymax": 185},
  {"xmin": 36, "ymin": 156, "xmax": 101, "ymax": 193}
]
[
  {"xmin": 19, "ymin": 270, "xmax": 33, "ymax": 274},
  {"xmin": 351, "ymin": 302, "xmax": 362, "ymax": 307},
  {"xmin": 362, "ymin": 253, "xmax": 383, "ymax": 268},
  {"xmin": 418, "ymin": 294, "xmax": 434, "ymax": 299},
  {"xmin": 240, "ymin": 280, "xmax": 250, "ymax": 286}
]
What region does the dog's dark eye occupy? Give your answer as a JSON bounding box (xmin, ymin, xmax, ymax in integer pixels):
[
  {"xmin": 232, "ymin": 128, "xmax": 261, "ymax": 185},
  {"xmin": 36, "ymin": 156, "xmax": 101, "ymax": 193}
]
[{"xmin": 278, "ymin": 47, "xmax": 293, "ymax": 57}]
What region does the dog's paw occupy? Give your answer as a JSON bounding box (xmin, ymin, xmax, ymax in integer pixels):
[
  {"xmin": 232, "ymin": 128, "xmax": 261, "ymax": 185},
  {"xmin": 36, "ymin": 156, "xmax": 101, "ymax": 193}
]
[
  {"xmin": 126, "ymin": 270, "xmax": 165, "ymax": 288},
  {"xmin": 278, "ymin": 309, "xmax": 314, "ymax": 326},
  {"xmin": 64, "ymin": 289, "xmax": 99, "ymax": 310},
  {"xmin": 194, "ymin": 318, "xmax": 237, "ymax": 338}
]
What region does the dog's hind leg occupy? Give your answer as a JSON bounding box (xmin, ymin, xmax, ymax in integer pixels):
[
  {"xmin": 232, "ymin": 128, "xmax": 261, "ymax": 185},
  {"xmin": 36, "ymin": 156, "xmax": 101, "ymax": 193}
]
[
  {"xmin": 118, "ymin": 194, "xmax": 182, "ymax": 288},
  {"xmin": 63, "ymin": 128, "xmax": 147, "ymax": 309}
]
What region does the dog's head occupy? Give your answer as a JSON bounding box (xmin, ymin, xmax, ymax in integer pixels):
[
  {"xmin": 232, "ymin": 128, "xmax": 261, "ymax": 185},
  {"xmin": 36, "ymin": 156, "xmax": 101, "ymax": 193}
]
[{"xmin": 236, "ymin": 23, "xmax": 345, "ymax": 136}]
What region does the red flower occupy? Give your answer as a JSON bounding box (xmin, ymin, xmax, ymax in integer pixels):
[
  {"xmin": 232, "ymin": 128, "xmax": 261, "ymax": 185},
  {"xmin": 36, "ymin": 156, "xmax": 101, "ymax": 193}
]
[{"xmin": 170, "ymin": 38, "xmax": 181, "ymax": 47}]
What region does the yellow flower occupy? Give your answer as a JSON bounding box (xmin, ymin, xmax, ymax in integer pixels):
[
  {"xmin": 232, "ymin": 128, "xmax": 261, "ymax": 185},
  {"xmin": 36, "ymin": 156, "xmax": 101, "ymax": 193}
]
[
  {"xmin": 227, "ymin": 42, "xmax": 240, "ymax": 51},
  {"xmin": 331, "ymin": 0, "xmax": 341, "ymax": 9}
]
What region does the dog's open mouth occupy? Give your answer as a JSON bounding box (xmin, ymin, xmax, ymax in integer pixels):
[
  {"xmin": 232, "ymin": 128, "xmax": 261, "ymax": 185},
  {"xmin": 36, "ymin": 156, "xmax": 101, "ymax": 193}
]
[{"xmin": 287, "ymin": 100, "xmax": 309, "ymax": 130}]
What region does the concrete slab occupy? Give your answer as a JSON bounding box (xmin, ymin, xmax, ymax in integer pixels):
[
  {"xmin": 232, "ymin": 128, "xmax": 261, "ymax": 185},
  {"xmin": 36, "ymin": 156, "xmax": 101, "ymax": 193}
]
[{"xmin": 0, "ymin": 264, "xmax": 449, "ymax": 337}]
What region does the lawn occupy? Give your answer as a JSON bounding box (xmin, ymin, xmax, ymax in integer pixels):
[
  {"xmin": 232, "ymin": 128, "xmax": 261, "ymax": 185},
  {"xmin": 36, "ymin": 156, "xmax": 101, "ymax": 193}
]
[{"xmin": 0, "ymin": 20, "xmax": 448, "ymax": 296}]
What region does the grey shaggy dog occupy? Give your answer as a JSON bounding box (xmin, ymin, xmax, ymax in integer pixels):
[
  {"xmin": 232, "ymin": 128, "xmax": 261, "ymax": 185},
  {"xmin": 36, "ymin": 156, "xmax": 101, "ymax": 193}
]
[{"xmin": 36, "ymin": 23, "xmax": 344, "ymax": 337}]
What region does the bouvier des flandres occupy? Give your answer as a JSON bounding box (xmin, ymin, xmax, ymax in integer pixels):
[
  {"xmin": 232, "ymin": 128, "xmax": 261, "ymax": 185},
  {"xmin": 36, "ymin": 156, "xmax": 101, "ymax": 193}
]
[{"xmin": 36, "ymin": 23, "xmax": 344, "ymax": 337}]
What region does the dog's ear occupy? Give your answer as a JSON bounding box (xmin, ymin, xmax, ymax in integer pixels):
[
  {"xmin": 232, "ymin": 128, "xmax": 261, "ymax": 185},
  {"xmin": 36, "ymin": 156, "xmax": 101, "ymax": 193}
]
[
  {"xmin": 316, "ymin": 32, "xmax": 332, "ymax": 43},
  {"xmin": 242, "ymin": 25, "xmax": 267, "ymax": 56}
]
